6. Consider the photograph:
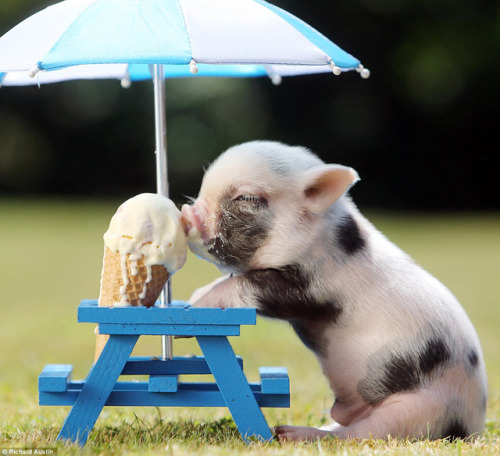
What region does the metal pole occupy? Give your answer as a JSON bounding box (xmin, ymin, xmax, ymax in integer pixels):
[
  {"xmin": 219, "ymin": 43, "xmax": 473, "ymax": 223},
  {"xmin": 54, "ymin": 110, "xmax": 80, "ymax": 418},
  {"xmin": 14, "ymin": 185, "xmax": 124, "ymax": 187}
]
[{"xmin": 153, "ymin": 63, "xmax": 173, "ymax": 361}]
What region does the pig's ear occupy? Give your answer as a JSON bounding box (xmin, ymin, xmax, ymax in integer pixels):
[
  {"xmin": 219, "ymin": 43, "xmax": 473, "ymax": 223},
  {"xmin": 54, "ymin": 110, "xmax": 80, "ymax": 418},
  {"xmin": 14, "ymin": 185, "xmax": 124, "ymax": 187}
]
[{"xmin": 302, "ymin": 165, "xmax": 359, "ymax": 212}]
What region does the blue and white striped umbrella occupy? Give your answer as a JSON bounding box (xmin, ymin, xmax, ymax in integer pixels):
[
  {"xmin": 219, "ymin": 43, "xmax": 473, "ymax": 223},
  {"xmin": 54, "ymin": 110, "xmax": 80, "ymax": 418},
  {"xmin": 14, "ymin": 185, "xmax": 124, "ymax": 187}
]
[{"xmin": 0, "ymin": 0, "xmax": 369, "ymax": 84}]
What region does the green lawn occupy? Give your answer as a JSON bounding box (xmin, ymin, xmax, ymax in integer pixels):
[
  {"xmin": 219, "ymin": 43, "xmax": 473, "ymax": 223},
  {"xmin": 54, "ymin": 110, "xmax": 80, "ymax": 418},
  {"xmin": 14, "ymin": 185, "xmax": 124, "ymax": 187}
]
[{"xmin": 1, "ymin": 198, "xmax": 499, "ymax": 455}]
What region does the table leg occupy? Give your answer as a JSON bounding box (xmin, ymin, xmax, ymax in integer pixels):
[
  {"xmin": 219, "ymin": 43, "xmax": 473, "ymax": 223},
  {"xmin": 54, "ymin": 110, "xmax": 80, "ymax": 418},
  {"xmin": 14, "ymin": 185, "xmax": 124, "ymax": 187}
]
[
  {"xmin": 197, "ymin": 336, "xmax": 273, "ymax": 442},
  {"xmin": 58, "ymin": 334, "xmax": 139, "ymax": 446}
]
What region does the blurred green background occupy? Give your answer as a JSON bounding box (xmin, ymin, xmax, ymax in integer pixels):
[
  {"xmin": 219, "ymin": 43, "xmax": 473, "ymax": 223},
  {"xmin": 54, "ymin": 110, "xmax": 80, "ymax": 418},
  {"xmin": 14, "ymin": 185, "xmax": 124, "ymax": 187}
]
[{"xmin": 0, "ymin": 0, "xmax": 499, "ymax": 209}]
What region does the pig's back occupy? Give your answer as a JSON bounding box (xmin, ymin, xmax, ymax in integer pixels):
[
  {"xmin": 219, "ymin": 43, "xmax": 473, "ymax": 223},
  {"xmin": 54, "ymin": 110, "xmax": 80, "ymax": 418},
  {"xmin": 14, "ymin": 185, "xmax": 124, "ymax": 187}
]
[{"xmin": 319, "ymin": 211, "xmax": 487, "ymax": 437}]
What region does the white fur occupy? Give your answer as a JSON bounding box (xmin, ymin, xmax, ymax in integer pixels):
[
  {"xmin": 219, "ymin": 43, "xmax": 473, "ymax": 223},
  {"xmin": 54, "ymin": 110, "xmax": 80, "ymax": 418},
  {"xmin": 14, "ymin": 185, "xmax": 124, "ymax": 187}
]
[{"xmin": 183, "ymin": 141, "xmax": 487, "ymax": 442}]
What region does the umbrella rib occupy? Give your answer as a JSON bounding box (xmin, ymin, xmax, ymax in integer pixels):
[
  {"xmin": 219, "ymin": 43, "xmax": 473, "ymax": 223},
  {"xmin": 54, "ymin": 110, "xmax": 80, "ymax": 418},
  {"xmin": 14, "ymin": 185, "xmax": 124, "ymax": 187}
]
[{"xmin": 176, "ymin": 0, "xmax": 195, "ymax": 63}]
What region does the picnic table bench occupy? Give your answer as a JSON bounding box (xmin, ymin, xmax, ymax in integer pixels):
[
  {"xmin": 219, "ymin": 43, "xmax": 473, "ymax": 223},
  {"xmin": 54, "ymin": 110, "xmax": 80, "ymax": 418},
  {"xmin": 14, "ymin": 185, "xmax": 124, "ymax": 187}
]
[{"xmin": 38, "ymin": 300, "xmax": 290, "ymax": 446}]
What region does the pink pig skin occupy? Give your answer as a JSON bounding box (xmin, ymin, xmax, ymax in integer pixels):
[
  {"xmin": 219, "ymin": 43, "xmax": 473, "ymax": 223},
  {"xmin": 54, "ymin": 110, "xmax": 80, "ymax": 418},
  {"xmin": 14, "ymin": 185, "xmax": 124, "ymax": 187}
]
[{"xmin": 181, "ymin": 141, "xmax": 487, "ymax": 442}]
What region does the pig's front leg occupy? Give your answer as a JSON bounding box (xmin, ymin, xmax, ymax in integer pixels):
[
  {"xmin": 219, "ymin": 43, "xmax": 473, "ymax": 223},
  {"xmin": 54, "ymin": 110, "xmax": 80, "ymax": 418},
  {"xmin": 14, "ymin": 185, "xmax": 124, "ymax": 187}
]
[
  {"xmin": 189, "ymin": 275, "xmax": 230, "ymax": 303},
  {"xmin": 190, "ymin": 274, "xmax": 249, "ymax": 309},
  {"xmin": 274, "ymin": 426, "xmax": 333, "ymax": 442}
]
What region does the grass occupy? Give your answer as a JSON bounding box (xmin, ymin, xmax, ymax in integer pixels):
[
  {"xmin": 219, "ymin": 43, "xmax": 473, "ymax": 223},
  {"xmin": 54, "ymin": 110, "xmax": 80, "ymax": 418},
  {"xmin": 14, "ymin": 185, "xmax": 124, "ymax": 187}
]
[{"xmin": 0, "ymin": 197, "xmax": 499, "ymax": 455}]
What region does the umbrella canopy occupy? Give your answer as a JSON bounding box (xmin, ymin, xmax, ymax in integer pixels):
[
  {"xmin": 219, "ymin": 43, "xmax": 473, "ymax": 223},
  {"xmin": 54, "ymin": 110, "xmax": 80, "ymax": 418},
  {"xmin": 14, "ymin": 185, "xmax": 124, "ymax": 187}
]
[{"xmin": 0, "ymin": 0, "xmax": 369, "ymax": 80}]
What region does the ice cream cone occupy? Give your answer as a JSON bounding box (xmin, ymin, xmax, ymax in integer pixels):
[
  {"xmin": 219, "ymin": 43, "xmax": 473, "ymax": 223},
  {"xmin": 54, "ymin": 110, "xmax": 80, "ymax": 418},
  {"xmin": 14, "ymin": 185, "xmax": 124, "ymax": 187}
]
[
  {"xmin": 94, "ymin": 332, "xmax": 109, "ymax": 362},
  {"xmin": 94, "ymin": 247, "xmax": 170, "ymax": 361},
  {"xmin": 99, "ymin": 247, "xmax": 169, "ymax": 308},
  {"xmin": 93, "ymin": 193, "xmax": 187, "ymax": 362}
]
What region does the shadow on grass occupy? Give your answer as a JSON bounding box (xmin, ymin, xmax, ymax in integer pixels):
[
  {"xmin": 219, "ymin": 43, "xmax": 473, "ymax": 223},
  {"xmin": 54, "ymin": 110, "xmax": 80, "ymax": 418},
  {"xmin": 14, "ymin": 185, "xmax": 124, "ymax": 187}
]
[{"xmin": 88, "ymin": 413, "xmax": 256, "ymax": 447}]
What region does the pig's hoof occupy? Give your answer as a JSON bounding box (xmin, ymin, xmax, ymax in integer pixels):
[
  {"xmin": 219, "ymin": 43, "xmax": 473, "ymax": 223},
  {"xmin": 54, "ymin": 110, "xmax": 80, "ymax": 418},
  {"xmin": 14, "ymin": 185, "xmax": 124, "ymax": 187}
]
[{"xmin": 274, "ymin": 425, "xmax": 331, "ymax": 442}]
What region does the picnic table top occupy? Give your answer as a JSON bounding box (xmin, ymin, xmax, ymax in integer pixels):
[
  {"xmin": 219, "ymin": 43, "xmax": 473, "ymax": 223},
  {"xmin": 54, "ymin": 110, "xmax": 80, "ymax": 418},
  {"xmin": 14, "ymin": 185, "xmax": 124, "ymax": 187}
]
[{"xmin": 78, "ymin": 299, "xmax": 257, "ymax": 326}]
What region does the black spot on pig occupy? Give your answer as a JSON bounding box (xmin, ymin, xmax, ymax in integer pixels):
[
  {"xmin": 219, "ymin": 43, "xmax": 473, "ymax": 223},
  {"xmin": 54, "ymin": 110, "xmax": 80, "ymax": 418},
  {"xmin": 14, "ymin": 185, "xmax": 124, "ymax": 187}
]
[
  {"xmin": 336, "ymin": 214, "xmax": 365, "ymax": 255},
  {"xmin": 208, "ymin": 197, "xmax": 272, "ymax": 269},
  {"xmin": 357, "ymin": 329, "xmax": 452, "ymax": 405},
  {"xmin": 247, "ymin": 265, "xmax": 310, "ymax": 318},
  {"xmin": 418, "ymin": 337, "xmax": 451, "ymax": 374},
  {"xmin": 467, "ymin": 348, "xmax": 479, "ymax": 368},
  {"xmin": 290, "ymin": 298, "xmax": 342, "ymax": 357},
  {"xmin": 247, "ymin": 265, "xmax": 337, "ymax": 319},
  {"xmin": 433, "ymin": 400, "xmax": 471, "ymax": 440},
  {"xmin": 245, "ymin": 265, "xmax": 342, "ymax": 357},
  {"xmin": 441, "ymin": 418, "xmax": 469, "ymax": 441},
  {"xmin": 291, "ymin": 320, "xmax": 332, "ymax": 357}
]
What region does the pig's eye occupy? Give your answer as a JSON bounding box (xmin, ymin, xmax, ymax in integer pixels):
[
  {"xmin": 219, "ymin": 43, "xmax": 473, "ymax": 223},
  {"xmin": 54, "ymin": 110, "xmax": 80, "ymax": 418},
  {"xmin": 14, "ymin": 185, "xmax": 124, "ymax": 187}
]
[
  {"xmin": 234, "ymin": 195, "xmax": 267, "ymax": 205},
  {"xmin": 235, "ymin": 195, "xmax": 259, "ymax": 202}
]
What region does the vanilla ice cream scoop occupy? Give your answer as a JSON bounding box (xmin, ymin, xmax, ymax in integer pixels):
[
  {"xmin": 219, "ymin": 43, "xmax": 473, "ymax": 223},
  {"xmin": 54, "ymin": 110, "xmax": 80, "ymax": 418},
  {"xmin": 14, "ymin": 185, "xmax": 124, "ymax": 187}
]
[
  {"xmin": 104, "ymin": 193, "xmax": 187, "ymax": 273},
  {"xmin": 99, "ymin": 193, "xmax": 187, "ymax": 307}
]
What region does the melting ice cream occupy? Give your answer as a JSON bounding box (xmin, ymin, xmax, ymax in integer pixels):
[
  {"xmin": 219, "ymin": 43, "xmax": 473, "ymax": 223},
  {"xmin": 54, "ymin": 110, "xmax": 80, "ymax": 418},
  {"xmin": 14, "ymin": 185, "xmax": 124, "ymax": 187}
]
[{"xmin": 100, "ymin": 193, "xmax": 187, "ymax": 307}]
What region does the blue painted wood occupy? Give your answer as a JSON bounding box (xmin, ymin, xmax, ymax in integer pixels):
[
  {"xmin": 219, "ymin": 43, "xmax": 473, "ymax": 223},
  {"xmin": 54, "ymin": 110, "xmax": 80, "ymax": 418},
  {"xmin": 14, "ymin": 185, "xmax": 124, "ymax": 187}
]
[
  {"xmin": 197, "ymin": 336, "xmax": 273, "ymax": 442},
  {"xmin": 58, "ymin": 334, "xmax": 139, "ymax": 446},
  {"xmin": 98, "ymin": 323, "xmax": 240, "ymax": 336},
  {"xmin": 259, "ymin": 367, "xmax": 290, "ymax": 395},
  {"xmin": 40, "ymin": 380, "xmax": 290, "ymax": 408},
  {"xmin": 78, "ymin": 300, "xmax": 256, "ymax": 326},
  {"xmin": 39, "ymin": 364, "xmax": 73, "ymax": 393},
  {"xmin": 121, "ymin": 356, "xmax": 243, "ymax": 375},
  {"xmin": 41, "ymin": 300, "xmax": 290, "ymax": 445},
  {"xmin": 148, "ymin": 375, "xmax": 178, "ymax": 393}
]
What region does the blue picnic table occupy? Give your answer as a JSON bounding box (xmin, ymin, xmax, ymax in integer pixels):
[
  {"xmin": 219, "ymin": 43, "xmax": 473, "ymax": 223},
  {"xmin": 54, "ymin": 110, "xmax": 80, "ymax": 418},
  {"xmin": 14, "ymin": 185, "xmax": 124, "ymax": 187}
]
[{"xmin": 38, "ymin": 300, "xmax": 290, "ymax": 446}]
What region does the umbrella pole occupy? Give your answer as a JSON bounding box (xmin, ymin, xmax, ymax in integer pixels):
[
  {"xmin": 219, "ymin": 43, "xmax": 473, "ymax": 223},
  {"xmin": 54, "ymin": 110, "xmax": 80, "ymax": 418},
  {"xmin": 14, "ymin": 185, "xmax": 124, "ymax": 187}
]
[{"xmin": 153, "ymin": 63, "xmax": 173, "ymax": 361}]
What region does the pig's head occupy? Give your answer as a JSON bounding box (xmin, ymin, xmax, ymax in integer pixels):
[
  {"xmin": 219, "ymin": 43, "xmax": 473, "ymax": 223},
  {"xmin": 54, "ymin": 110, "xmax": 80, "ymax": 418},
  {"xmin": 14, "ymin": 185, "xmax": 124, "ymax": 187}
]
[{"xmin": 181, "ymin": 141, "xmax": 359, "ymax": 273}]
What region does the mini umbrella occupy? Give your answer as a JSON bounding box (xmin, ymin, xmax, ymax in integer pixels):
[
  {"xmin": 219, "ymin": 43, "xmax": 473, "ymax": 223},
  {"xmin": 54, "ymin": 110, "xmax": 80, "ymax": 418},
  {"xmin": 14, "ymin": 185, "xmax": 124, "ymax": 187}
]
[
  {"xmin": 0, "ymin": 0, "xmax": 367, "ymax": 73},
  {"xmin": 0, "ymin": 0, "xmax": 369, "ymax": 358}
]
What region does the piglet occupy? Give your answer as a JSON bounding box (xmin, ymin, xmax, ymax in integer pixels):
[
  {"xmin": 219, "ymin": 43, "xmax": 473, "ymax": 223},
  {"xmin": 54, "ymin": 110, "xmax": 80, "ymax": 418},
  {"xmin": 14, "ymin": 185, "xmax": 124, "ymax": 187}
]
[{"xmin": 181, "ymin": 141, "xmax": 487, "ymax": 442}]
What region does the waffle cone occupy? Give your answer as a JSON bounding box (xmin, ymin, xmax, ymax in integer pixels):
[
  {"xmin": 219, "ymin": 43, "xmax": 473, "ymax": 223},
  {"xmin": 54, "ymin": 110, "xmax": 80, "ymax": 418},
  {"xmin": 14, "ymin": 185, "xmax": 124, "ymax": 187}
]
[
  {"xmin": 99, "ymin": 247, "xmax": 169, "ymax": 307},
  {"xmin": 94, "ymin": 332, "xmax": 109, "ymax": 363},
  {"xmin": 95, "ymin": 247, "xmax": 169, "ymax": 361}
]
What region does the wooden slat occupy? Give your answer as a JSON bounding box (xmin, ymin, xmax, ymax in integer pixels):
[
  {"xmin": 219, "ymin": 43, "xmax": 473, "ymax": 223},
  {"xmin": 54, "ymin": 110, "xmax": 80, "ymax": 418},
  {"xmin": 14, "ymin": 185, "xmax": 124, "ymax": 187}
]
[
  {"xmin": 121, "ymin": 356, "xmax": 243, "ymax": 375},
  {"xmin": 57, "ymin": 334, "xmax": 139, "ymax": 446},
  {"xmin": 148, "ymin": 375, "xmax": 178, "ymax": 393},
  {"xmin": 197, "ymin": 336, "xmax": 273, "ymax": 442},
  {"xmin": 38, "ymin": 364, "xmax": 73, "ymax": 393},
  {"xmin": 98, "ymin": 323, "xmax": 240, "ymax": 336},
  {"xmin": 78, "ymin": 300, "xmax": 256, "ymax": 326},
  {"xmin": 259, "ymin": 367, "xmax": 290, "ymax": 395},
  {"xmin": 40, "ymin": 381, "xmax": 290, "ymax": 408}
]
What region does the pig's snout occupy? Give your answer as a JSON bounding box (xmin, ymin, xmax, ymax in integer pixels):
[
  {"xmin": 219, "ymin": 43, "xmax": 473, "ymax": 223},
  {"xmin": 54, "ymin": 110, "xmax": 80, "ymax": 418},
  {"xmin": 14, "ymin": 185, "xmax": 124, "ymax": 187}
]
[
  {"xmin": 181, "ymin": 202, "xmax": 213, "ymax": 243},
  {"xmin": 181, "ymin": 204, "xmax": 201, "ymax": 237},
  {"xmin": 181, "ymin": 201, "xmax": 217, "ymax": 262}
]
